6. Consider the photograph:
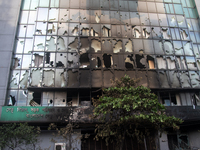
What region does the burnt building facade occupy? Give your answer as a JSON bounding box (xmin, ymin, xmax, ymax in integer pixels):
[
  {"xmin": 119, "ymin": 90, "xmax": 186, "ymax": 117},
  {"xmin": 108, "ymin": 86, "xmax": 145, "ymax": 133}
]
[{"xmin": 1, "ymin": 0, "xmax": 200, "ymax": 149}]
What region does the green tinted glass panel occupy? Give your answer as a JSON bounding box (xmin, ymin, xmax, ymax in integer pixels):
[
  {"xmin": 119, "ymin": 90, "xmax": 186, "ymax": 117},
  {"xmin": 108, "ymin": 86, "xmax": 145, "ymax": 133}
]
[
  {"xmin": 164, "ymin": 0, "xmax": 172, "ymax": 2},
  {"xmin": 185, "ymin": 0, "xmax": 194, "ymax": 7},
  {"xmin": 188, "ymin": 8, "xmax": 198, "ymax": 18},
  {"xmin": 22, "ymin": 0, "xmax": 31, "ymax": 10},
  {"xmin": 169, "ymin": 4, "xmax": 174, "ymax": 13},
  {"xmin": 165, "ymin": 4, "xmax": 170, "ymax": 13},
  {"xmin": 173, "ymin": 0, "xmax": 181, "ymax": 3},
  {"xmin": 181, "ymin": 0, "xmax": 187, "ymax": 7},
  {"xmin": 184, "ymin": 8, "xmax": 190, "ymax": 18},
  {"xmin": 174, "ymin": 4, "xmax": 183, "ymax": 14}
]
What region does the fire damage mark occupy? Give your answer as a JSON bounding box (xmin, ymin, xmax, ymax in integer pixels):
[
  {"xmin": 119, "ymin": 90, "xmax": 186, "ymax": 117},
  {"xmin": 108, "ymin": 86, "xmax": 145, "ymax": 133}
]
[
  {"xmin": 136, "ymin": 54, "xmax": 146, "ymax": 68},
  {"xmin": 125, "ymin": 54, "xmax": 134, "ymax": 69},
  {"xmin": 43, "ymin": 69, "xmax": 54, "ymax": 87},
  {"xmin": 103, "ymin": 54, "xmax": 113, "ymax": 68}
]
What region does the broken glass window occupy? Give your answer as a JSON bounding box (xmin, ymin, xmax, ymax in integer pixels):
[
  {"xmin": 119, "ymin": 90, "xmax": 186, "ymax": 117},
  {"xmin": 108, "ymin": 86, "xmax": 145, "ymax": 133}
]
[
  {"xmin": 142, "ymin": 27, "xmax": 151, "ymax": 38},
  {"xmin": 158, "ymin": 71, "xmax": 170, "ymax": 88},
  {"xmin": 67, "ymin": 90, "xmax": 78, "ymax": 106},
  {"xmin": 17, "ymin": 90, "xmax": 27, "ymax": 106},
  {"xmin": 37, "ymin": 8, "xmax": 48, "ymax": 21},
  {"xmin": 103, "ymin": 70, "xmax": 113, "ymax": 87},
  {"xmin": 147, "ymin": 55, "xmax": 155, "ymax": 69},
  {"xmin": 91, "ymin": 70, "xmax": 102, "ymax": 87},
  {"xmin": 80, "ymin": 70, "xmax": 90, "ymax": 87},
  {"xmin": 58, "ymin": 23, "xmax": 68, "ymax": 35},
  {"xmin": 47, "ymin": 22, "xmax": 57, "ymax": 35},
  {"xmin": 46, "ymin": 36, "xmax": 57, "ymax": 51},
  {"xmin": 42, "ymin": 92, "xmax": 54, "ymax": 106},
  {"xmin": 80, "ymin": 25, "xmax": 90, "ymax": 36},
  {"xmin": 124, "ymin": 39, "xmax": 133, "ymax": 53},
  {"xmin": 59, "ymin": 9, "xmax": 69, "ymax": 22},
  {"xmin": 91, "ymin": 54, "xmax": 101, "ymax": 68},
  {"xmin": 189, "ymin": 71, "xmax": 200, "ymax": 88},
  {"xmin": 80, "ymin": 37, "xmax": 90, "ymax": 52},
  {"xmin": 69, "ymin": 23, "xmax": 79, "ymax": 36},
  {"xmin": 180, "ymin": 71, "xmax": 191, "ymax": 88},
  {"xmin": 102, "ymin": 25, "xmax": 111, "ymax": 37},
  {"xmin": 30, "ymin": 68, "xmax": 42, "ymax": 87},
  {"xmin": 10, "ymin": 70, "xmax": 20, "ymax": 88},
  {"xmin": 169, "ymin": 71, "xmax": 181, "ymax": 88},
  {"xmin": 54, "ymin": 92, "xmax": 66, "ymax": 106},
  {"xmin": 166, "ymin": 56, "xmax": 176, "ymax": 69},
  {"xmin": 173, "ymin": 41, "xmax": 184, "ymax": 55},
  {"xmin": 136, "ymin": 54, "xmax": 146, "ymax": 69},
  {"xmin": 67, "ymin": 70, "xmax": 79, "ymax": 87},
  {"xmin": 79, "ymin": 89, "xmax": 90, "ymax": 105},
  {"xmin": 113, "ymin": 40, "xmax": 122, "ymax": 53},
  {"xmin": 91, "ymin": 39, "xmax": 101, "ymax": 53},
  {"xmin": 130, "ymin": 12, "xmax": 140, "ymax": 25},
  {"xmin": 180, "ymin": 29, "xmax": 189, "ymax": 40},
  {"xmin": 27, "ymin": 91, "xmax": 34, "ymax": 106},
  {"xmin": 57, "ymin": 36, "xmax": 67, "ymax": 51},
  {"xmin": 32, "ymin": 52, "xmax": 44, "ymax": 67},
  {"xmin": 111, "ymin": 25, "xmax": 121, "ymax": 37},
  {"xmin": 148, "ymin": 71, "xmax": 159, "ymax": 88},
  {"xmin": 132, "ymin": 26, "xmax": 142, "ymax": 38},
  {"xmin": 101, "ymin": 11, "xmax": 110, "ymax": 24},
  {"xmin": 68, "ymin": 37, "xmax": 78, "ymax": 52},
  {"xmin": 70, "ymin": 9, "xmax": 80, "ymax": 22},
  {"xmin": 186, "ymin": 56, "xmax": 197, "ymax": 70},
  {"xmin": 103, "ymin": 54, "xmax": 113, "ymax": 68},
  {"xmin": 161, "ymin": 28, "xmax": 171, "ymax": 39},
  {"xmin": 168, "ymin": 15, "xmax": 178, "ymax": 27},
  {"xmin": 7, "ymin": 90, "xmax": 17, "ymax": 106},
  {"xmin": 110, "ymin": 11, "xmax": 120, "ymax": 24},
  {"xmin": 160, "ymin": 92, "xmax": 170, "ymax": 106},
  {"xmin": 102, "ymin": 39, "xmax": 112, "ymax": 53},
  {"xmin": 156, "ymin": 56, "xmax": 167, "ymax": 69},
  {"xmin": 176, "ymin": 56, "xmax": 187, "ymax": 70},
  {"xmin": 152, "ymin": 27, "xmax": 161, "ymax": 39},
  {"xmin": 44, "ymin": 52, "xmax": 55, "ymax": 67},
  {"xmin": 80, "ymin": 53, "xmax": 90, "ymax": 68},
  {"xmin": 125, "ymin": 54, "xmax": 134, "ymax": 69},
  {"xmin": 56, "ymin": 53, "xmax": 67, "ymax": 67},
  {"xmin": 34, "ymin": 36, "xmax": 45, "ymax": 51},
  {"xmin": 90, "ymin": 24, "xmax": 100, "ymax": 36},
  {"xmin": 12, "ymin": 55, "xmax": 22, "ymax": 69},
  {"xmin": 43, "ymin": 69, "xmax": 55, "ymax": 87},
  {"xmin": 90, "ymin": 10, "xmax": 101, "ymax": 23},
  {"xmin": 137, "ymin": 71, "xmax": 148, "ymax": 87},
  {"xmin": 177, "ymin": 15, "xmax": 186, "ymax": 28},
  {"xmin": 67, "ymin": 53, "xmax": 79, "ymax": 68},
  {"xmin": 49, "ymin": 8, "xmax": 58, "ymax": 21}
]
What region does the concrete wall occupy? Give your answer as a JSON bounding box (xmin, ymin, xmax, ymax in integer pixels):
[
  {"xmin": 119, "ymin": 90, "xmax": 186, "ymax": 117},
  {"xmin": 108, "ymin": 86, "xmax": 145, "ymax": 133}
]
[
  {"xmin": 188, "ymin": 130, "xmax": 200, "ymax": 149},
  {"xmin": 0, "ymin": 0, "xmax": 21, "ymax": 117}
]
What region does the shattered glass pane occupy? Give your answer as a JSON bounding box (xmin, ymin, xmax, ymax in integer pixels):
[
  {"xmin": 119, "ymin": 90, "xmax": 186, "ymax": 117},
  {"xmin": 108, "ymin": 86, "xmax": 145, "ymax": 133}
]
[
  {"xmin": 124, "ymin": 39, "xmax": 133, "ymax": 53},
  {"xmin": 186, "ymin": 56, "xmax": 197, "ymax": 70},
  {"xmin": 44, "ymin": 52, "xmax": 55, "ymax": 67},
  {"xmin": 125, "ymin": 54, "xmax": 134, "ymax": 69},
  {"xmin": 46, "ymin": 36, "xmax": 57, "ymax": 51},
  {"xmin": 132, "ymin": 26, "xmax": 142, "ymax": 38},
  {"xmin": 174, "ymin": 41, "xmax": 184, "ymax": 55},
  {"xmin": 43, "ymin": 69, "xmax": 55, "ymax": 87},
  {"xmin": 180, "ymin": 71, "xmax": 191, "ymax": 88},
  {"xmin": 10, "ymin": 70, "xmax": 20, "ymax": 88},
  {"xmin": 32, "ymin": 52, "xmax": 44, "ymax": 67},
  {"xmin": 34, "ymin": 36, "xmax": 45, "ymax": 51},
  {"xmin": 103, "ymin": 54, "xmax": 113, "ymax": 68},
  {"xmin": 12, "ymin": 55, "xmax": 22, "ymax": 69},
  {"xmin": 189, "ymin": 71, "xmax": 200, "ymax": 88},
  {"xmin": 180, "ymin": 29, "xmax": 189, "ymax": 40},
  {"xmin": 56, "ymin": 53, "xmax": 67, "ymax": 67},
  {"xmin": 30, "ymin": 68, "xmax": 42, "ymax": 87},
  {"xmin": 69, "ymin": 23, "xmax": 79, "ymax": 36},
  {"xmin": 42, "ymin": 92, "xmax": 54, "ymax": 106},
  {"xmin": 168, "ymin": 15, "xmax": 178, "ymax": 27},
  {"xmin": 36, "ymin": 22, "xmax": 47, "ymax": 35},
  {"xmin": 164, "ymin": 41, "xmax": 174, "ymax": 55},
  {"xmin": 80, "ymin": 24, "xmax": 90, "ymax": 36},
  {"xmin": 91, "ymin": 39, "xmax": 101, "ymax": 53},
  {"xmin": 67, "ymin": 53, "xmax": 79, "ymax": 68},
  {"xmin": 113, "ymin": 40, "xmax": 122, "ymax": 53},
  {"xmin": 58, "ymin": 23, "xmax": 68, "ymax": 35},
  {"xmin": 147, "ymin": 55, "xmax": 155, "ymax": 69},
  {"xmin": 68, "ymin": 37, "xmax": 78, "ymax": 52},
  {"xmin": 176, "ymin": 56, "xmax": 187, "ymax": 70},
  {"xmin": 136, "ymin": 54, "xmax": 146, "ymax": 68},
  {"xmin": 142, "ymin": 27, "xmax": 151, "ymax": 38},
  {"xmin": 91, "ymin": 54, "xmax": 101, "ymax": 68},
  {"xmin": 59, "ymin": 9, "xmax": 69, "ymax": 22},
  {"xmin": 47, "ymin": 23, "xmax": 57, "ymax": 35},
  {"xmin": 166, "ymin": 56, "xmax": 176, "ymax": 69},
  {"xmin": 57, "ymin": 37, "xmax": 67, "ymax": 51},
  {"xmin": 102, "ymin": 39, "xmax": 112, "ymax": 53},
  {"xmin": 90, "ymin": 24, "xmax": 100, "ymax": 37},
  {"xmin": 102, "ymin": 25, "xmax": 111, "ymax": 37}
]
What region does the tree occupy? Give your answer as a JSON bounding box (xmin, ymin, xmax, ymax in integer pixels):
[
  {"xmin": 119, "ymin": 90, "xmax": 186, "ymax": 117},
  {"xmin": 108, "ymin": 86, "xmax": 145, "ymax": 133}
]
[
  {"xmin": 0, "ymin": 123, "xmax": 40, "ymax": 150},
  {"xmin": 93, "ymin": 75, "xmax": 183, "ymax": 150}
]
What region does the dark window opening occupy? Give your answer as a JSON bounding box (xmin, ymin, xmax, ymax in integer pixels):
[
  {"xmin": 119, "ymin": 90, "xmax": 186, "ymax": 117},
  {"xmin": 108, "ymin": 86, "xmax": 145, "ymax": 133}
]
[
  {"xmin": 160, "ymin": 92, "xmax": 170, "ymax": 106},
  {"xmin": 136, "ymin": 54, "xmax": 146, "ymax": 68},
  {"xmin": 103, "ymin": 54, "xmax": 112, "ymax": 68}
]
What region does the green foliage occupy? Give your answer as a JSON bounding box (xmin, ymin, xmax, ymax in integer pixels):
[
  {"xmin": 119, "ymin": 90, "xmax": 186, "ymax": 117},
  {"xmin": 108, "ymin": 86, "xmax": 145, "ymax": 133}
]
[
  {"xmin": 93, "ymin": 75, "xmax": 183, "ymax": 150},
  {"xmin": 0, "ymin": 123, "xmax": 40, "ymax": 150}
]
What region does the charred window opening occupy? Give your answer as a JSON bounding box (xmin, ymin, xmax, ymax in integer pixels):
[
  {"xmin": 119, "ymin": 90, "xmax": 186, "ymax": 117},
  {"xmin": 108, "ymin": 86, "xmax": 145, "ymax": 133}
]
[
  {"xmin": 160, "ymin": 92, "xmax": 170, "ymax": 106},
  {"xmin": 29, "ymin": 92, "xmax": 41, "ymax": 106},
  {"xmin": 67, "ymin": 90, "xmax": 79, "ymax": 106},
  {"xmin": 168, "ymin": 134, "xmax": 190, "ymax": 150},
  {"xmin": 147, "ymin": 55, "xmax": 155, "ymax": 69},
  {"xmin": 136, "ymin": 54, "xmax": 146, "ymax": 68},
  {"xmin": 113, "ymin": 40, "xmax": 122, "ymax": 53},
  {"xmin": 97, "ymin": 57, "xmax": 101, "ymax": 68},
  {"xmin": 8, "ymin": 95, "xmax": 16, "ymax": 106},
  {"xmin": 102, "ymin": 26, "xmax": 111, "ymax": 37},
  {"xmin": 56, "ymin": 61, "xmax": 64, "ymax": 67},
  {"xmin": 80, "ymin": 53, "xmax": 90, "ymax": 68},
  {"xmin": 125, "ymin": 54, "xmax": 134, "ymax": 69},
  {"xmin": 79, "ymin": 89, "xmax": 90, "ymax": 106},
  {"xmin": 103, "ymin": 54, "xmax": 112, "ymax": 68}
]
